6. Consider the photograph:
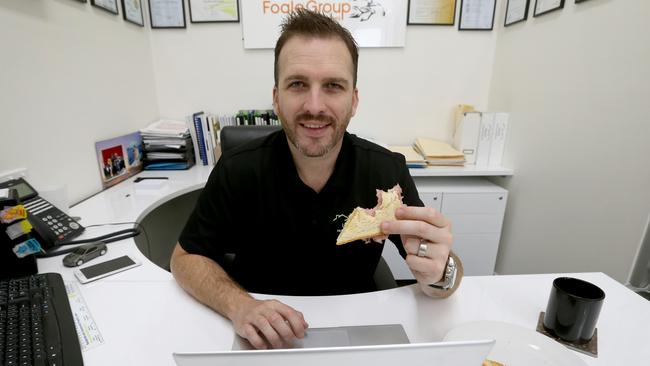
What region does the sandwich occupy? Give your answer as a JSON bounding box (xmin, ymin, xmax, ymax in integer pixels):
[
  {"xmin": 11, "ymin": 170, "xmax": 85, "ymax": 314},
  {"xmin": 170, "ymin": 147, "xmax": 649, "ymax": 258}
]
[
  {"xmin": 336, "ymin": 185, "xmax": 403, "ymax": 245},
  {"xmin": 482, "ymin": 360, "xmax": 505, "ymax": 366}
]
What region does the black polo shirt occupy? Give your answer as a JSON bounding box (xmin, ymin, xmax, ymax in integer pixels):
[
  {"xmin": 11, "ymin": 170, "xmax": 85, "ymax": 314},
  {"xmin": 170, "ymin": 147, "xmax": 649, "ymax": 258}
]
[{"xmin": 178, "ymin": 130, "xmax": 423, "ymax": 296}]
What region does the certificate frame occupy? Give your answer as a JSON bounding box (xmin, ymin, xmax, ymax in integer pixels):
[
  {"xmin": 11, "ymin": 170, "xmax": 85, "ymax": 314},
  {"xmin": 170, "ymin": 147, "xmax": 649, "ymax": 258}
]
[
  {"xmin": 189, "ymin": 0, "xmax": 240, "ymax": 23},
  {"xmin": 407, "ymin": 0, "xmax": 457, "ymax": 26},
  {"xmin": 533, "ymin": 0, "xmax": 565, "ymax": 17},
  {"xmin": 148, "ymin": 0, "xmax": 186, "ymax": 29},
  {"xmin": 505, "ymin": 0, "xmax": 530, "ymax": 27},
  {"xmin": 458, "ymin": 0, "xmax": 496, "ymax": 31},
  {"xmin": 91, "ymin": 0, "xmax": 119, "ymax": 15},
  {"xmin": 121, "ymin": 0, "xmax": 145, "ymax": 27}
]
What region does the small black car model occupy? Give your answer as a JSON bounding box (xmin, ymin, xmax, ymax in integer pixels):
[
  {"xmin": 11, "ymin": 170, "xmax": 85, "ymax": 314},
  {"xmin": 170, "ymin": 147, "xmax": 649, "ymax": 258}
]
[{"xmin": 63, "ymin": 242, "xmax": 107, "ymax": 267}]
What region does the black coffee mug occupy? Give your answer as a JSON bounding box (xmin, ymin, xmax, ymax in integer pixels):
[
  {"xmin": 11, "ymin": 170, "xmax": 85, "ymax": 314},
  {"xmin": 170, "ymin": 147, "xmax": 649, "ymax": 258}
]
[{"xmin": 543, "ymin": 277, "xmax": 605, "ymax": 344}]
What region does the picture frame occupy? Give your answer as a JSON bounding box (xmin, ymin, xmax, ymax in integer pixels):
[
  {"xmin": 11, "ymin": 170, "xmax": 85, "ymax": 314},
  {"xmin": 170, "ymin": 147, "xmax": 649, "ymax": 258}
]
[
  {"xmin": 148, "ymin": 0, "xmax": 186, "ymax": 29},
  {"xmin": 505, "ymin": 0, "xmax": 530, "ymax": 27},
  {"xmin": 407, "ymin": 0, "xmax": 457, "ymax": 26},
  {"xmin": 533, "ymin": 0, "xmax": 565, "ymax": 17},
  {"xmin": 575, "ymin": 0, "xmax": 591, "ymax": 3},
  {"xmin": 91, "ymin": 0, "xmax": 119, "ymax": 15},
  {"xmin": 458, "ymin": 0, "xmax": 496, "ymax": 31},
  {"xmin": 122, "ymin": 0, "xmax": 145, "ymax": 27},
  {"xmin": 189, "ymin": 0, "xmax": 240, "ymax": 23},
  {"xmin": 95, "ymin": 132, "xmax": 144, "ymax": 189}
]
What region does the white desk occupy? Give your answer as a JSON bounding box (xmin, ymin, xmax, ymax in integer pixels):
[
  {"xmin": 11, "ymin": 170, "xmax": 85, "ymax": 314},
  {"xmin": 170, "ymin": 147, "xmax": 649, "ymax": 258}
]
[{"xmin": 37, "ymin": 166, "xmax": 649, "ymax": 365}]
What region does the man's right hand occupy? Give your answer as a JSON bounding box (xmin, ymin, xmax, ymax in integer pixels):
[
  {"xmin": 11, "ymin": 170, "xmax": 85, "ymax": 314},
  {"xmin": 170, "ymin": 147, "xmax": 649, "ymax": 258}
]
[{"xmin": 230, "ymin": 297, "xmax": 309, "ymax": 349}]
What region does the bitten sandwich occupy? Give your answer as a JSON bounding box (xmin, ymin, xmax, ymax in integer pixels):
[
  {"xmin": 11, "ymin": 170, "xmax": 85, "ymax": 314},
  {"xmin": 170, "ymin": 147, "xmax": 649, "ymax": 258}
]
[{"xmin": 336, "ymin": 185, "xmax": 403, "ymax": 245}]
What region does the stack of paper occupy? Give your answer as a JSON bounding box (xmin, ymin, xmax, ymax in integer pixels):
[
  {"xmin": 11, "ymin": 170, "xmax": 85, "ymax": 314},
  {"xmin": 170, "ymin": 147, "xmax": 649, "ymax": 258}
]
[
  {"xmin": 413, "ymin": 138, "xmax": 466, "ymax": 166},
  {"xmin": 140, "ymin": 120, "xmax": 195, "ymax": 170},
  {"xmin": 140, "ymin": 120, "xmax": 190, "ymax": 138},
  {"xmin": 388, "ymin": 146, "xmax": 427, "ymax": 168}
]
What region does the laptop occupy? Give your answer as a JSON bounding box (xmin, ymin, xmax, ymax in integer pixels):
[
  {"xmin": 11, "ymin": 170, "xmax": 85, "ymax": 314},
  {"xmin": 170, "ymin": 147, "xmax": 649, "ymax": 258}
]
[{"xmin": 173, "ymin": 324, "xmax": 495, "ymax": 366}]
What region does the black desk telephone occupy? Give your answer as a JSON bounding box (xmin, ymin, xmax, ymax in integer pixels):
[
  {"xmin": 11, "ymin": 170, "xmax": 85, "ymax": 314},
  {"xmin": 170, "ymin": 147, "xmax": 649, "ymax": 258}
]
[{"xmin": 0, "ymin": 177, "xmax": 84, "ymax": 249}]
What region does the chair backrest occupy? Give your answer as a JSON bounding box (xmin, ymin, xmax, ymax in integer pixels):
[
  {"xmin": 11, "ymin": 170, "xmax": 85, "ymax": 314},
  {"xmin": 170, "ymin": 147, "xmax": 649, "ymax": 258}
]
[{"xmin": 220, "ymin": 125, "xmax": 282, "ymax": 155}]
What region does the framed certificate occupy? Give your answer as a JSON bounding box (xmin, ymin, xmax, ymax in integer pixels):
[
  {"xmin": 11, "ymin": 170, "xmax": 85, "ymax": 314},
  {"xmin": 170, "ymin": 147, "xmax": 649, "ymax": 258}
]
[
  {"xmin": 189, "ymin": 0, "xmax": 240, "ymax": 23},
  {"xmin": 407, "ymin": 0, "xmax": 457, "ymax": 26},
  {"xmin": 149, "ymin": 0, "xmax": 186, "ymax": 28},
  {"xmin": 505, "ymin": 0, "xmax": 530, "ymax": 27},
  {"xmin": 122, "ymin": 0, "xmax": 145, "ymax": 26},
  {"xmin": 458, "ymin": 0, "xmax": 496, "ymax": 31},
  {"xmin": 533, "ymin": 0, "xmax": 565, "ymax": 17},
  {"xmin": 91, "ymin": 0, "xmax": 118, "ymax": 14}
]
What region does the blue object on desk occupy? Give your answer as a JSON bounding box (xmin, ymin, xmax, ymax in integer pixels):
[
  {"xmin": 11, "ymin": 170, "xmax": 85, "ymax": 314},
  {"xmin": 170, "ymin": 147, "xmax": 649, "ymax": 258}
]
[{"xmin": 145, "ymin": 162, "xmax": 192, "ymax": 170}]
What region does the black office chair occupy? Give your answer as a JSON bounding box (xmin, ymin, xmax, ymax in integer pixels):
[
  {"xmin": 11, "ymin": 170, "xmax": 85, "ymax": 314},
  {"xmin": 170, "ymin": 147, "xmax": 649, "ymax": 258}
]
[
  {"xmin": 220, "ymin": 125, "xmax": 282, "ymax": 155},
  {"xmin": 218, "ymin": 125, "xmax": 398, "ymax": 292}
]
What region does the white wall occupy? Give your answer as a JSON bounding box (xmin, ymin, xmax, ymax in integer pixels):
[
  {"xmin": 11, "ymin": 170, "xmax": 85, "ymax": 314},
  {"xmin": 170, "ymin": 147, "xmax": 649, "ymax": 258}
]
[
  {"xmin": 488, "ymin": 0, "xmax": 650, "ymax": 282},
  {"xmin": 150, "ymin": 11, "xmax": 498, "ymax": 145},
  {"xmin": 4, "ymin": 0, "xmax": 648, "ymax": 284},
  {"xmin": 0, "ymin": 0, "xmax": 159, "ymax": 203}
]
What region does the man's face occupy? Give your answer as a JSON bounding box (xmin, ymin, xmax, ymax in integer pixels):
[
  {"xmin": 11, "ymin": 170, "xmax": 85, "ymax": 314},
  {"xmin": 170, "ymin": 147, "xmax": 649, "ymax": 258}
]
[{"xmin": 273, "ymin": 36, "xmax": 359, "ymax": 158}]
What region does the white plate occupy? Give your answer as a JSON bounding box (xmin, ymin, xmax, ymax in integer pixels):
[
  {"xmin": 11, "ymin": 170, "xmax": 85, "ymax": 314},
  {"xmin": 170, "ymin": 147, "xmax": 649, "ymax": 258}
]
[{"xmin": 443, "ymin": 321, "xmax": 587, "ymax": 366}]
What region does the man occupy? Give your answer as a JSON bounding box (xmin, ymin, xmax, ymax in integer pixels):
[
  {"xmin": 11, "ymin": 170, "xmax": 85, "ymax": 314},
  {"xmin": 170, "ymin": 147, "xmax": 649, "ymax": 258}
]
[{"xmin": 170, "ymin": 9, "xmax": 462, "ymax": 350}]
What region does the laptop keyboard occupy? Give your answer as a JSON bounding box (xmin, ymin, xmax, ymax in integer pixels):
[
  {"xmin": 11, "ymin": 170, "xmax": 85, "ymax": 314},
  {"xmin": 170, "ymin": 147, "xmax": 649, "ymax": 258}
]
[{"xmin": 0, "ymin": 273, "xmax": 83, "ymax": 366}]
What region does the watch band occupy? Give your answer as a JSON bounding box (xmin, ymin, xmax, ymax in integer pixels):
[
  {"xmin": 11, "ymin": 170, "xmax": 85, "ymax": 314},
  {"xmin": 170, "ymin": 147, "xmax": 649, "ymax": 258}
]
[{"xmin": 429, "ymin": 255, "xmax": 457, "ymax": 291}]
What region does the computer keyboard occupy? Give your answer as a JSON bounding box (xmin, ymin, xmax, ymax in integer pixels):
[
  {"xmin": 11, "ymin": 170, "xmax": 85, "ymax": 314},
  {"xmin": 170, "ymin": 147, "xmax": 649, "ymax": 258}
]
[{"xmin": 0, "ymin": 273, "xmax": 83, "ymax": 366}]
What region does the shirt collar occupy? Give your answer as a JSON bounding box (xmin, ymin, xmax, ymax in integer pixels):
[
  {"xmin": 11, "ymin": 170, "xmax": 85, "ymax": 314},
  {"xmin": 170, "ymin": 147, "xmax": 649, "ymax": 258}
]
[{"xmin": 274, "ymin": 131, "xmax": 354, "ymax": 193}]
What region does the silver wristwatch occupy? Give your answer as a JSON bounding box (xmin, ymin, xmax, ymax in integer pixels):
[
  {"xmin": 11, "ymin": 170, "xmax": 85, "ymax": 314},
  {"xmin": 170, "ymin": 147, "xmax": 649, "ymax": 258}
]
[{"xmin": 429, "ymin": 255, "xmax": 457, "ymax": 291}]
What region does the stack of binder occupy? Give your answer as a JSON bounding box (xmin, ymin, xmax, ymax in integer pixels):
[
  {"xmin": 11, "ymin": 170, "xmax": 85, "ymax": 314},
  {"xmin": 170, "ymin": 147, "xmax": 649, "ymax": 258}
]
[
  {"xmin": 453, "ymin": 111, "xmax": 510, "ymax": 167},
  {"xmin": 186, "ymin": 111, "xmax": 220, "ymax": 166},
  {"xmin": 140, "ymin": 120, "xmax": 195, "ymax": 170},
  {"xmin": 413, "ymin": 138, "xmax": 466, "ymax": 166}
]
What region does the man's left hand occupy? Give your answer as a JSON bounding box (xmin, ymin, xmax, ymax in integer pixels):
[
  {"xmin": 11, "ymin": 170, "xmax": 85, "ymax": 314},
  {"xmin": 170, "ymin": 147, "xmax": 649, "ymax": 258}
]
[{"xmin": 381, "ymin": 206, "xmax": 453, "ymax": 290}]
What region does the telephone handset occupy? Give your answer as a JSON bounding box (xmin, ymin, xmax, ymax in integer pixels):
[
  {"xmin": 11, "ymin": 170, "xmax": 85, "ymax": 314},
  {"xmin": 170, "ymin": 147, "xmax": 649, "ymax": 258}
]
[{"xmin": 0, "ymin": 178, "xmax": 84, "ymax": 249}]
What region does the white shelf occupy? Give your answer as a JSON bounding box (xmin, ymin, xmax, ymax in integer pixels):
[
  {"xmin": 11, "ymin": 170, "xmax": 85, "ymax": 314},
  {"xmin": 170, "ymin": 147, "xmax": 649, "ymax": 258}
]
[{"xmin": 408, "ymin": 165, "xmax": 513, "ymax": 177}]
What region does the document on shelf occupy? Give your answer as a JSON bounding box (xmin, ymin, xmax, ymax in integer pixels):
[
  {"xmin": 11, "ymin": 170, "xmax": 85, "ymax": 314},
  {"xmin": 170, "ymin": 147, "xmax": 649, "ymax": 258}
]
[
  {"xmin": 414, "ymin": 138, "xmax": 464, "ymax": 158},
  {"xmin": 388, "ymin": 146, "xmax": 427, "ymax": 168},
  {"xmin": 413, "ymin": 138, "xmax": 465, "ymax": 166}
]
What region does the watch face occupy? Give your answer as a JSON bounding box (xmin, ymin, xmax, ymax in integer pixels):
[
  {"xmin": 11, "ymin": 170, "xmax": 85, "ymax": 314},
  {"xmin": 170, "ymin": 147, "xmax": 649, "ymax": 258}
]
[{"xmin": 430, "ymin": 255, "xmax": 456, "ymax": 290}]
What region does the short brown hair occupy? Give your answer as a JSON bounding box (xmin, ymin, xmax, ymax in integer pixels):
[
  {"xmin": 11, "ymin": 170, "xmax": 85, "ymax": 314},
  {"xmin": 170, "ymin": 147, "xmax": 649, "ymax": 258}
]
[{"xmin": 274, "ymin": 8, "xmax": 359, "ymax": 87}]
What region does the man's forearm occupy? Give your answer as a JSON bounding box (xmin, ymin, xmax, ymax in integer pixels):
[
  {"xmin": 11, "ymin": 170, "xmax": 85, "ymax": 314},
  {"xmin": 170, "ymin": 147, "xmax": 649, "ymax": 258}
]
[{"xmin": 170, "ymin": 244, "xmax": 252, "ymax": 320}]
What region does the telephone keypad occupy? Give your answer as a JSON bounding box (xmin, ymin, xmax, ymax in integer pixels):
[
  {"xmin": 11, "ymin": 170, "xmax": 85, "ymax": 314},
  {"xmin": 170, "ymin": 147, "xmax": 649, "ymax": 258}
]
[{"xmin": 22, "ymin": 197, "xmax": 84, "ymax": 245}]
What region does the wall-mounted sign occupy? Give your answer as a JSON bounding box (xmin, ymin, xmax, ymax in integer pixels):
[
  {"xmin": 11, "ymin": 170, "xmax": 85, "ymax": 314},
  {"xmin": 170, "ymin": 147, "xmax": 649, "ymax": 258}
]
[{"xmin": 241, "ymin": 0, "xmax": 408, "ymax": 49}]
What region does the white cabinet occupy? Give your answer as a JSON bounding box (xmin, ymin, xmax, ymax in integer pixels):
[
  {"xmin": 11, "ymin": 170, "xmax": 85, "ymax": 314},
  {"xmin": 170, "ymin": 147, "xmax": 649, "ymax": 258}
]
[{"xmin": 382, "ymin": 177, "xmax": 508, "ymax": 279}]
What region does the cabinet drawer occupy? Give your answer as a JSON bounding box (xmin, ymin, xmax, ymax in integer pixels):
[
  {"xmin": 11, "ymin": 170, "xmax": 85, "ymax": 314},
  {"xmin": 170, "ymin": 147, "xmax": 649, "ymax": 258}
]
[
  {"xmin": 441, "ymin": 193, "xmax": 507, "ymax": 214},
  {"xmin": 418, "ymin": 192, "xmax": 442, "ymax": 211},
  {"xmin": 452, "ymin": 234, "xmax": 500, "ymax": 276},
  {"xmin": 445, "ymin": 213, "xmax": 504, "ymax": 234}
]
